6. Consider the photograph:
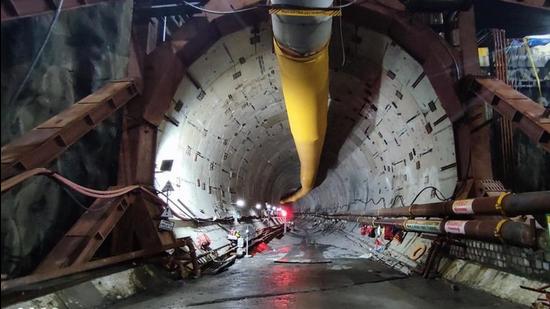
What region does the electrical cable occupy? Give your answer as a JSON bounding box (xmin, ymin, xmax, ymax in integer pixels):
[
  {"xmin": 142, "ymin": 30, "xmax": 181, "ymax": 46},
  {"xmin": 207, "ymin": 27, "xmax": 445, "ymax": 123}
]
[
  {"xmin": 523, "ymin": 37, "xmax": 543, "ymax": 101},
  {"xmin": 1, "ymin": 168, "xmax": 188, "ymax": 218},
  {"xmin": 61, "ymin": 186, "xmax": 90, "ymax": 211},
  {"xmin": 409, "ymin": 185, "xmax": 449, "ymax": 205},
  {"xmin": 182, "ymin": 0, "xmax": 356, "ymax": 15},
  {"xmin": 182, "ymin": 0, "xmax": 260, "ymax": 14},
  {"xmin": 332, "ymin": 0, "xmax": 356, "ymax": 9},
  {"xmin": 8, "ymin": 0, "xmax": 65, "ymax": 107},
  {"xmin": 338, "ymin": 0, "xmax": 346, "ymax": 67}
]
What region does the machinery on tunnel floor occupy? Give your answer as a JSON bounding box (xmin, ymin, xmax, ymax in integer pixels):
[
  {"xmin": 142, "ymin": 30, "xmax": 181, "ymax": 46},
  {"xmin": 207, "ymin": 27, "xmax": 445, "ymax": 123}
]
[{"xmin": 1, "ymin": 0, "xmax": 549, "ymax": 307}]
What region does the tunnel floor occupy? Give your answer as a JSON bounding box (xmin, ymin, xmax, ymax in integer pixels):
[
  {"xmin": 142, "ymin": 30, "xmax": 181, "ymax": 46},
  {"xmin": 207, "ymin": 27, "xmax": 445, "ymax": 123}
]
[{"xmin": 111, "ymin": 226, "xmax": 524, "ymax": 309}]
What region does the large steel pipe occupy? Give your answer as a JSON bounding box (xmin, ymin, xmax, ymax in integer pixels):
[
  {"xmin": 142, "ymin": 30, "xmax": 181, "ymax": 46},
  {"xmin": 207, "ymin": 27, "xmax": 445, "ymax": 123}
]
[
  {"xmin": 272, "ymin": 0, "xmax": 332, "ymax": 203},
  {"xmin": 330, "ymin": 191, "xmax": 550, "ymax": 218},
  {"xmin": 316, "ymin": 215, "xmax": 548, "ymax": 249}
]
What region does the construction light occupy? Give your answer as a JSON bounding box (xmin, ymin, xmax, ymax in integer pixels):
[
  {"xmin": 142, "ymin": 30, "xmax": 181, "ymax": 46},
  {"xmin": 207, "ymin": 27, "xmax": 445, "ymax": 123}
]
[
  {"xmin": 281, "ymin": 209, "xmax": 288, "ymax": 217},
  {"xmin": 236, "ymin": 199, "xmax": 245, "ymax": 207},
  {"xmin": 255, "ymin": 203, "xmax": 262, "ymax": 210}
]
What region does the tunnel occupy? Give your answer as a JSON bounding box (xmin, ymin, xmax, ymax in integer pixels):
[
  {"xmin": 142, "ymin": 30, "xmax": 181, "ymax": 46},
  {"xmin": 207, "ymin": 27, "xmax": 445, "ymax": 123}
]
[
  {"xmin": 155, "ymin": 7, "xmax": 458, "ymax": 218},
  {"xmin": 1, "ymin": 0, "xmax": 549, "ymax": 308}
]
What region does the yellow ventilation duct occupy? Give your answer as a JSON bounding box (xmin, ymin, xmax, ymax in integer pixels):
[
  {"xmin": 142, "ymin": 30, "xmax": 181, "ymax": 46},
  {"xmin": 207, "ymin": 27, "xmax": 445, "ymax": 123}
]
[{"xmin": 272, "ymin": 1, "xmax": 332, "ymax": 203}]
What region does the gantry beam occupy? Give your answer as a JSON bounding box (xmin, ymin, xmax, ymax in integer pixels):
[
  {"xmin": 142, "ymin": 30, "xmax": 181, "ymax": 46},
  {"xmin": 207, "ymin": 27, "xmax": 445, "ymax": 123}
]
[
  {"xmin": 1, "ymin": 80, "xmax": 139, "ymax": 181},
  {"xmin": 471, "ymin": 77, "xmax": 550, "ymax": 153}
]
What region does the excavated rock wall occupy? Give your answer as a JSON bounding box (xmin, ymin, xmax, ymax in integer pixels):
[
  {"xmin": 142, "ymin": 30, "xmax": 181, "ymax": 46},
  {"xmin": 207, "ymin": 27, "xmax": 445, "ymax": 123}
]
[{"xmin": 1, "ymin": 0, "xmax": 132, "ymax": 277}]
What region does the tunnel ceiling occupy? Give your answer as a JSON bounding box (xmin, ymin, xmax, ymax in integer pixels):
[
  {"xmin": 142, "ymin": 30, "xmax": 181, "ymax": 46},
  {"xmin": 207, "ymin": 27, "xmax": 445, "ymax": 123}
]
[{"xmin": 155, "ymin": 17, "xmax": 458, "ymax": 219}]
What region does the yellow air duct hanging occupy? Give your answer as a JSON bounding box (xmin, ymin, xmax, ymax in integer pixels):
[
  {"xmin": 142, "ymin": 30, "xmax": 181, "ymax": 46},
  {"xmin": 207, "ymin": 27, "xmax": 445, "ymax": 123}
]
[{"xmin": 274, "ymin": 41, "xmax": 329, "ymax": 203}]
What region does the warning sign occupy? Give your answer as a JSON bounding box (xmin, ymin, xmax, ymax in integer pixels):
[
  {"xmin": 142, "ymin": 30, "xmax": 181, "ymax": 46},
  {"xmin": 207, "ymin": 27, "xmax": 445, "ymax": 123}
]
[
  {"xmin": 162, "ymin": 181, "xmax": 174, "ymax": 193},
  {"xmin": 444, "ymin": 220, "xmax": 467, "ymax": 234},
  {"xmin": 451, "ymin": 199, "xmax": 474, "ymax": 214},
  {"xmin": 160, "ymin": 207, "xmax": 173, "ymax": 218}
]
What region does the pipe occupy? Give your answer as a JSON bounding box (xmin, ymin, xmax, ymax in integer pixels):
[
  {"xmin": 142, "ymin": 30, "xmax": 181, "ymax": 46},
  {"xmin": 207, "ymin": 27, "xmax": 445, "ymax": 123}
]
[
  {"xmin": 325, "ymin": 191, "xmax": 550, "ymax": 218},
  {"xmin": 272, "ymin": 0, "xmax": 332, "ymax": 203},
  {"xmin": 314, "ymin": 214, "xmax": 548, "ymax": 249}
]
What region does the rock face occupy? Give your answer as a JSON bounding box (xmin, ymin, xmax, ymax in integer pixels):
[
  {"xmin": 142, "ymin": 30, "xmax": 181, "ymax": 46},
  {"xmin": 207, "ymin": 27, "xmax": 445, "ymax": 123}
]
[{"xmin": 1, "ymin": 1, "xmax": 132, "ymax": 277}]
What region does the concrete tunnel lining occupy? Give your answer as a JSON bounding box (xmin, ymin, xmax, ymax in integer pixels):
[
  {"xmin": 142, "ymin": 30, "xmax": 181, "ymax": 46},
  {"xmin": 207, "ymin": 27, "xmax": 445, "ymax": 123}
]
[{"xmin": 154, "ymin": 14, "xmax": 458, "ymax": 219}]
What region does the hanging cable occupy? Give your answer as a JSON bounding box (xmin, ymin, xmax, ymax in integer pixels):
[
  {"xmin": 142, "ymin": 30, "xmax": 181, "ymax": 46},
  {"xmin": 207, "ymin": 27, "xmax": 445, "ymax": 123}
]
[
  {"xmin": 523, "ymin": 37, "xmax": 543, "ymax": 102},
  {"xmin": 338, "ymin": 0, "xmax": 346, "ymax": 67},
  {"xmin": 332, "ymin": 0, "xmax": 356, "ymax": 8},
  {"xmin": 61, "ymin": 186, "xmax": 90, "ymax": 211},
  {"xmin": 182, "ymin": 0, "xmax": 356, "ymax": 15},
  {"xmin": 182, "ymin": 0, "xmax": 260, "ymax": 14},
  {"xmin": 8, "ymin": 0, "xmax": 65, "ymax": 107},
  {"xmin": 1, "ymin": 168, "xmax": 204, "ymax": 221},
  {"xmin": 409, "ymin": 185, "xmax": 449, "ymax": 205}
]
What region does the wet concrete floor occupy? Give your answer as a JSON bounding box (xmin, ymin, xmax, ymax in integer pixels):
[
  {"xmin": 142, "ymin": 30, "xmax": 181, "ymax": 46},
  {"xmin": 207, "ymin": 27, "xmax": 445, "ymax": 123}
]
[{"xmin": 111, "ymin": 229, "xmax": 524, "ymax": 309}]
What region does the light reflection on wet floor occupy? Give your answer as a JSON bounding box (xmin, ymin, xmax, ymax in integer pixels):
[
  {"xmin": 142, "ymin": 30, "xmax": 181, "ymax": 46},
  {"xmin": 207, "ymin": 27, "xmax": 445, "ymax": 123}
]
[{"xmin": 111, "ymin": 227, "xmax": 524, "ymax": 309}]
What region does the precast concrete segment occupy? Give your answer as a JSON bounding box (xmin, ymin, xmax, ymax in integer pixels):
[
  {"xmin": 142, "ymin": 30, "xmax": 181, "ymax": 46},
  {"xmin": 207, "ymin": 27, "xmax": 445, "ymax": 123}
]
[{"xmin": 323, "ymin": 191, "xmax": 550, "ymax": 217}]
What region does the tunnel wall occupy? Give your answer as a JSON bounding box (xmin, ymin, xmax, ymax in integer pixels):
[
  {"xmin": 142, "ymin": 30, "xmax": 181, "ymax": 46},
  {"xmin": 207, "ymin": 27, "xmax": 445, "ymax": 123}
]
[
  {"xmin": 154, "ymin": 11, "xmax": 548, "ymax": 293},
  {"xmin": 155, "ymin": 22, "xmax": 457, "ymax": 220},
  {"xmin": 0, "ymin": 1, "xmax": 133, "ymax": 277},
  {"xmin": 298, "ymin": 22, "xmax": 458, "ymax": 213},
  {"xmin": 156, "ymin": 22, "xmax": 297, "ymax": 219}
]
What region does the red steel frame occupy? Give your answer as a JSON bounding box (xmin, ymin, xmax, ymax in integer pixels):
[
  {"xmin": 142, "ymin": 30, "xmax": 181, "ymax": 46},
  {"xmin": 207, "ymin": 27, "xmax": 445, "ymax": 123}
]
[{"xmin": 1, "ymin": 0, "xmax": 549, "ymax": 301}]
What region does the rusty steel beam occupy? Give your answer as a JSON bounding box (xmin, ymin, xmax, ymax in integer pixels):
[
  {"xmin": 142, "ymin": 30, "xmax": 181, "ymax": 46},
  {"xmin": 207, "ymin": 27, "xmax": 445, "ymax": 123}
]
[
  {"xmin": 472, "ymin": 77, "xmax": 550, "ymax": 152},
  {"xmin": 491, "ymin": 29, "xmax": 515, "ymax": 188},
  {"xmin": 1, "ymin": 0, "xmax": 120, "ymax": 23},
  {"xmin": 33, "ymin": 189, "xmax": 177, "ymax": 274},
  {"xmin": 1, "ymin": 238, "xmax": 188, "ymax": 294},
  {"xmin": 116, "ymin": 43, "xmax": 184, "ymax": 188},
  {"xmin": 34, "ymin": 193, "xmax": 136, "ymax": 273},
  {"xmin": 1, "ymin": 80, "xmax": 139, "ymax": 181},
  {"xmin": 457, "ymin": 8, "xmax": 494, "ymax": 182}
]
